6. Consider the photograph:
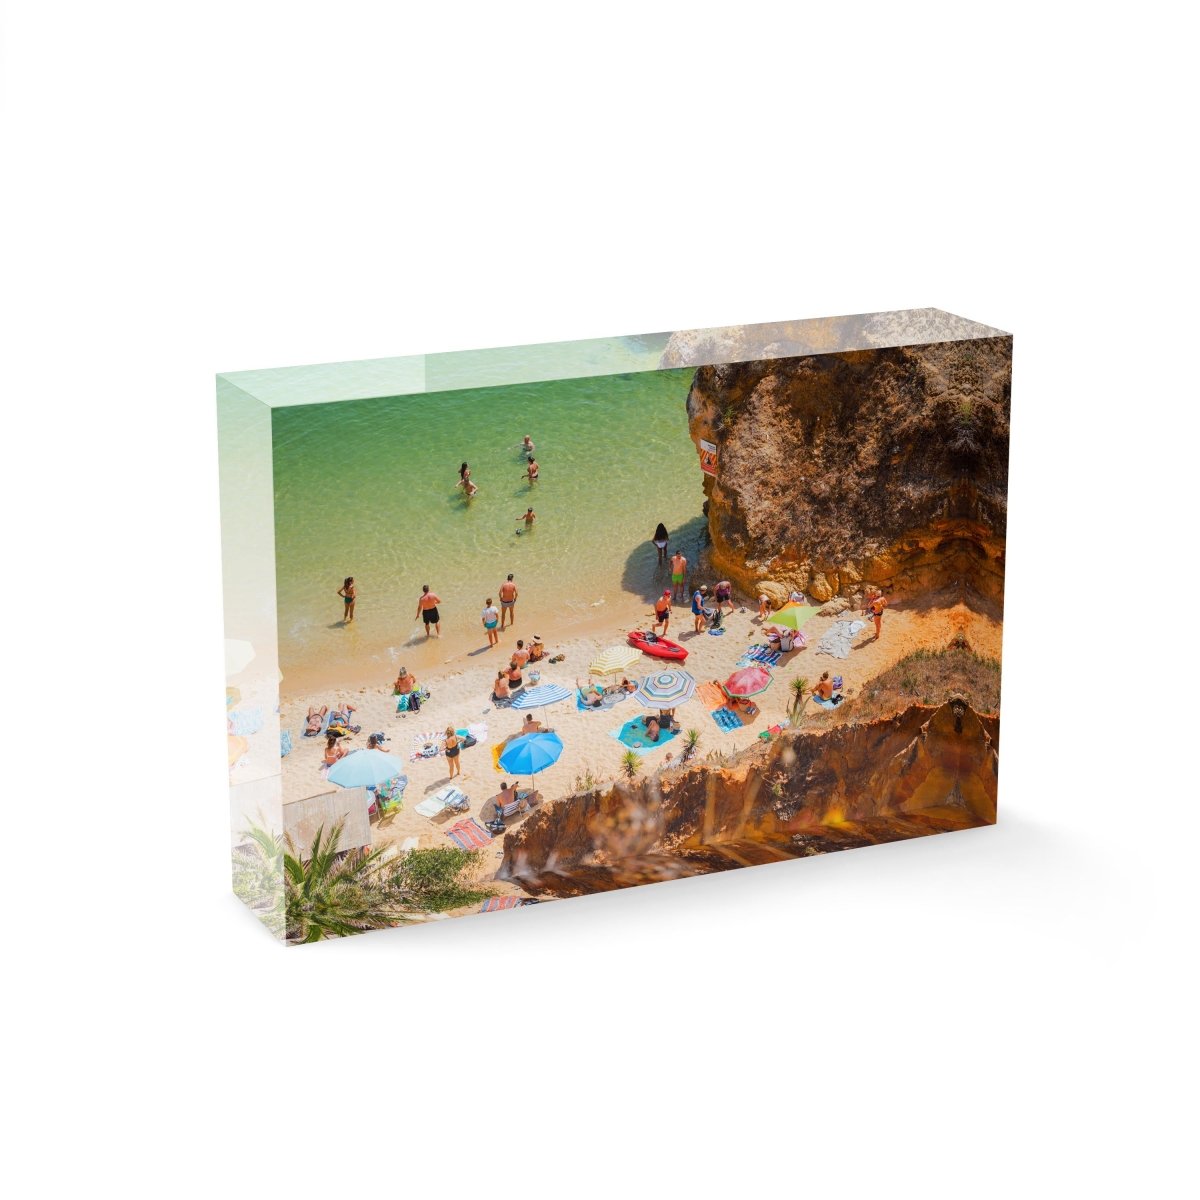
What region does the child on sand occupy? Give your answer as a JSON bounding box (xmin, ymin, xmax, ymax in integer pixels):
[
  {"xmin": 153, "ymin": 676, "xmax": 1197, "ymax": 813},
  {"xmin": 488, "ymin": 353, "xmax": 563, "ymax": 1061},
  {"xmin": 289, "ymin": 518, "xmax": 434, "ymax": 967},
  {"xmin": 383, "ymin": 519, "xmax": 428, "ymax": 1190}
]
[
  {"xmin": 481, "ymin": 598, "xmax": 500, "ymax": 647},
  {"xmin": 758, "ymin": 594, "xmax": 772, "ymax": 620},
  {"xmin": 337, "ymin": 577, "xmax": 356, "ymax": 623}
]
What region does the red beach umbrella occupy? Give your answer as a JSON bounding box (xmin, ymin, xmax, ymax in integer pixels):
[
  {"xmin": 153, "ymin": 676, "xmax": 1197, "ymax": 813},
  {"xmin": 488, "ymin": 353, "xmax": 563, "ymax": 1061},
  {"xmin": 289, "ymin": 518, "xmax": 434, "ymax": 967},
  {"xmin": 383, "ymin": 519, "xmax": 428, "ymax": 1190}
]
[{"xmin": 723, "ymin": 665, "xmax": 773, "ymax": 698}]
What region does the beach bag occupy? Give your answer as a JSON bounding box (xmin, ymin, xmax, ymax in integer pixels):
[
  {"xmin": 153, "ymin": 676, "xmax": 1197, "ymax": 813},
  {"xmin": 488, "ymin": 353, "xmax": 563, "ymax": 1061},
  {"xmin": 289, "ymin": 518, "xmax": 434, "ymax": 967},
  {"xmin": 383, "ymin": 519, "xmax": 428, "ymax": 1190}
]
[
  {"xmin": 459, "ymin": 733, "xmax": 477, "ymax": 749},
  {"xmin": 408, "ymin": 692, "xmax": 421, "ymax": 713}
]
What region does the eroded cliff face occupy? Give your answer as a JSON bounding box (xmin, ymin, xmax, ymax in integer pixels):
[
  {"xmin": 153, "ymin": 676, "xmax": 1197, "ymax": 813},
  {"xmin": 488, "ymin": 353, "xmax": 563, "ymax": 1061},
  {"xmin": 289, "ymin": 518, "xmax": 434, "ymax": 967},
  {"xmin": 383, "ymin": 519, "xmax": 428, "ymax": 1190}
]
[
  {"xmin": 498, "ymin": 700, "xmax": 998, "ymax": 898},
  {"xmin": 679, "ymin": 338, "xmax": 1011, "ymax": 606}
]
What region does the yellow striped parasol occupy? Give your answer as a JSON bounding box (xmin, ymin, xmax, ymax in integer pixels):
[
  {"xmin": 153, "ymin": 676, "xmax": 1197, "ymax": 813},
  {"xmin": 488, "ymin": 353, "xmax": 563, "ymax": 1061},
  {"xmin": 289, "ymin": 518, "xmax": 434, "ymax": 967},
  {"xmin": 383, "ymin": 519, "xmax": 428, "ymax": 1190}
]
[{"xmin": 589, "ymin": 644, "xmax": 642, "ymax": 675}]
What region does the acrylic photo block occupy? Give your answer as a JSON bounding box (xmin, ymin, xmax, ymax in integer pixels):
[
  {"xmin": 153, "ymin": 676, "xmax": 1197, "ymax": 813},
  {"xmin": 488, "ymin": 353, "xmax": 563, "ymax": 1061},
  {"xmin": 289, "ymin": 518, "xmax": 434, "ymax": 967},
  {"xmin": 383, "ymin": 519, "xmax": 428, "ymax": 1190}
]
[{"xmin": 220, "ymin": 310, "xmax": 1012, "ymax": 944}]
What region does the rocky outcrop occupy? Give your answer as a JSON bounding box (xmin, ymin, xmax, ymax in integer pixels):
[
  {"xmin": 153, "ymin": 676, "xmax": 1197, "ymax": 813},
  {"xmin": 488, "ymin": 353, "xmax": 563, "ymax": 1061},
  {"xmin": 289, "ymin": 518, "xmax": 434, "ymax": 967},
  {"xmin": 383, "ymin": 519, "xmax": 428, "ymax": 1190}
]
[
  {"xmin": 679, "ymin": 338, "xmax": 1011, "ymax": 606},
  {"xmin": 498, "ymin": 700, "xmax": 998, "ymax": 898}
]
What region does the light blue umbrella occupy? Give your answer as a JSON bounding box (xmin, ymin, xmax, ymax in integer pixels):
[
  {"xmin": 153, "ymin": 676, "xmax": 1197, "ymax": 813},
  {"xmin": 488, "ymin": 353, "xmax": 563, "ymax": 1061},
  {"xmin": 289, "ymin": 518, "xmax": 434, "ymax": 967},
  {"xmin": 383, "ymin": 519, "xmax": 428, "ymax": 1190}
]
[
  {"xmin": 511, "ymin": 683, "xmax": 573, "ymax": 710},
  {"xmin": 498, "ymin": 732, "xmax": 564, "ymax": 791},
  {"xmin": 327, "ymin": 748, "xmax": 409, "ymax": 789}
]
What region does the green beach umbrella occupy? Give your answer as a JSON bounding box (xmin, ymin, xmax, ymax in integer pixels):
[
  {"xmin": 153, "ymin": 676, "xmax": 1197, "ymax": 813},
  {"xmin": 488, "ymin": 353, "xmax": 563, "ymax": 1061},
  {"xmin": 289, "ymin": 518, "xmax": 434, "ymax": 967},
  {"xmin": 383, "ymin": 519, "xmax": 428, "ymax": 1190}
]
[{"xmin": 766, "ymin": 604, "xmax": 820, "ymax": 631}]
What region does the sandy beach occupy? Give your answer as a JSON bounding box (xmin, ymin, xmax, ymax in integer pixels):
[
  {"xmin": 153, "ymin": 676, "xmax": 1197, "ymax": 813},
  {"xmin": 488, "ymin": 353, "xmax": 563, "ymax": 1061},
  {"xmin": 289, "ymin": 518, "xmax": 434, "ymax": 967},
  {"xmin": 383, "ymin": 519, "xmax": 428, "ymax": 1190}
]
[{"xmin": 278, "ymin": 583, "xmax": 1002, "ymax": 907}]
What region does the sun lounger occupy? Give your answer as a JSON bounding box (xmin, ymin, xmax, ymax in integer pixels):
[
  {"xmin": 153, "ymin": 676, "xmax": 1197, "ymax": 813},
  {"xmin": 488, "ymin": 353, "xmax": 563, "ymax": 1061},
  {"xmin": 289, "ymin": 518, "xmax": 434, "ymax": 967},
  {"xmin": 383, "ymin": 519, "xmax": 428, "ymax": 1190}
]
[{"xmin": 414, "ymin": 785, "xmax": 471, "ymax": 819}]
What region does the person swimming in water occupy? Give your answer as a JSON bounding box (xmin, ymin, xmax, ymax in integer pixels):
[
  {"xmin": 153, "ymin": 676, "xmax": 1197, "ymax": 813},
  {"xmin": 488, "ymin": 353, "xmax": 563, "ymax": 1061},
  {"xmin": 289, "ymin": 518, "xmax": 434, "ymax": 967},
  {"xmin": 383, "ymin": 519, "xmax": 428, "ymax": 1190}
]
[{"xmin": 652, "ymin": 522, "xmax": 669, "ymax": 564}]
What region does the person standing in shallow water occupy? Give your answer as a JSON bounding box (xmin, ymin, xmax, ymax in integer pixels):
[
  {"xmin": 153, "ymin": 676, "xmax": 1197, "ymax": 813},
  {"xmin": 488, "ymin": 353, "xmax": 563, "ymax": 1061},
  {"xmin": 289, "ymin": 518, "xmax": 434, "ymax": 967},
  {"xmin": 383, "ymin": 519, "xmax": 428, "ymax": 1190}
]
[
  {"xmin": 652, "ymin": 523, "xmax": 669, "ymax": 564},
  {"xmin": 337, "ymin": 577, "xmax": 356, "ymax": 623},
  {"xmin": 416, "ymin": 584, "xmax": 441, "ymax": 637},
  {"xmin": 498, "ymin": 573, "xmax": 518, "ymax": 630},
  {"xmin": 481, "ymin": 597, "xmax": 500, "ymax": 647}
]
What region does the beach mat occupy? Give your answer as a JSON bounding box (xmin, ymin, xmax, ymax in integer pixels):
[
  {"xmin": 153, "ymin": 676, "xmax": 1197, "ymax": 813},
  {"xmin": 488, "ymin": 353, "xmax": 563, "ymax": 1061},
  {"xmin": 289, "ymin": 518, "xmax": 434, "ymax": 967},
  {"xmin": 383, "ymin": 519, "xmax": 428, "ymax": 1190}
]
[
  {"xmin": 576, "ymin": 686, "xmax": 629, "ymax": 712},
  {"xmin": 280, "ymin": 729, "xmax": 293, "ymax": 758},
  {"xmin": 446, "ymin": 818, "xmax": 492, "ymax": 850},
  {"xmin": 711, "ymin": 707, "xmax": 744, "ymax": 732},
  {"xmin": 696, "ymin": 681, "xmax": 727, "ymax": 709},
  {"xmin": 481, "ymin": 896, "xmax": 523, "ymax": 912},
  {"xmin": 741, "ymin": 646, "xmax": 783, "ymax": 667},
  {"xmin": 608, "ymin": 715, "xmax": 681, "ymax": 756},
  {"xmin": 815, "ymin": 620, "xmax": 866, "ymax": 659}
]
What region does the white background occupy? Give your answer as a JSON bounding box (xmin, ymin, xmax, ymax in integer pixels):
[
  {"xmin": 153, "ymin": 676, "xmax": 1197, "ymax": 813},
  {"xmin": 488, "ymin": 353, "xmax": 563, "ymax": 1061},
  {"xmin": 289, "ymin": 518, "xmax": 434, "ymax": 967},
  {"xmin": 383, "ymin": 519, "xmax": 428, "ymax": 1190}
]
[{"xmin": 3, "ymin": 2, "xmax": 1196, "ymax": 1196}]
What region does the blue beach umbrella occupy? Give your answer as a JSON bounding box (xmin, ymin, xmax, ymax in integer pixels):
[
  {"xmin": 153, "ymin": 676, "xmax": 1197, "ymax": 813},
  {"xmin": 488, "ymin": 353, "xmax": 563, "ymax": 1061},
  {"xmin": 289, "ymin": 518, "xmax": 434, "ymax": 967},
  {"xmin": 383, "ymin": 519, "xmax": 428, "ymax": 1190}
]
[
  {"xmin": 327, "ymin": 748, "xmax": 409, "ymax": 790},
  {"xmin": 498, "ymin": 732, "xmax": 564, "ymax": 792},
  {"xmin": 634, "ymin": 669, "xmax": 696, "ymax": 707},
  {"xmin": 511, "ymin": 683, "xmax": 573, "ymax": 710}
]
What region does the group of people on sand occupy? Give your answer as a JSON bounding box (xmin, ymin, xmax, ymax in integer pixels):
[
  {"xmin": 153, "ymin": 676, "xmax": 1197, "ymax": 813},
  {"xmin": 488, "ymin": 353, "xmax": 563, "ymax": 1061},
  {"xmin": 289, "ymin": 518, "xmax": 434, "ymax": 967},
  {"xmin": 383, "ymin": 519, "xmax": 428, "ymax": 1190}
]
[
  {"xmin": 455, "ymin": 436, "xmax": 541, "ymax": 504},
  {"xmin": 491, "ymin": 634, "xmax": 546, "ymax": 704}
]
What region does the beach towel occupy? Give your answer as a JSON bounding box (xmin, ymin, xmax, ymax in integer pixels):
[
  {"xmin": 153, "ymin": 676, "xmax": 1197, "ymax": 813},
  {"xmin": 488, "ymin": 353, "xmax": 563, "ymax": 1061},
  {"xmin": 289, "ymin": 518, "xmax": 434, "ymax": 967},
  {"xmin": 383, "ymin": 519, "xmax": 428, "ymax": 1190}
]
[
  {"xmin": 481, "ymin": 895, "xmax": 523, "ymax": 912},
  {"xmin": 279, "ymin": 729, "xmax": 293, "ymax": 757},
  {"xmin": 741, "ymin": 646, "xmax": 783, "ymax": 667},
  {"xmin": 711, "ymin": 707, "xmax": 744, "ymax": 732},
  {"xmin": 815, "ymin": 620, "xmax": 866, "ymax": 659},
  {"xmin": 609, "ymin": 715, "xmax": 682, "ymax": 756},
  {"xmin": 696, "ymin": 681, "xmax": 727, "ymax": 710},
  {"xmin": 812, "ymin": 695, "xmax": 845, "ymax": 710},
  {"xmin": 575, "ymin": 686, "xmax": 629, "ymax": 712},
  {"xmin": 409, "ymin": 730, "xmax": 444, "ymax": 762},
  {"xmin": 445, "ymin": 818, "xmax": 492, "ymax": 851},
  {"xmin": 708, "ymin": 627, "xmax": 725, "ymax": 636},
  {"xmin": 491, "ymin": 742, "xmax": 507, "ymax": 772}
]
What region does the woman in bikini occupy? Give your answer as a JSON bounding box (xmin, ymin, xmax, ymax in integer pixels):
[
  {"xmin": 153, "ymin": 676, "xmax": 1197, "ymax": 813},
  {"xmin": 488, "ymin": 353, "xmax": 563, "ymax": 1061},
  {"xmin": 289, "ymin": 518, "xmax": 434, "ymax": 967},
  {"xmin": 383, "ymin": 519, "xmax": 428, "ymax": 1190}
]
[
  {"xmin": 444, "ymin": 726, "xmax": 462, "ymax": 779},
  {"xmin": 458, "ymin": 462, "xmax": 478, "ymax": 497},
  {"xmin": 304, "ymin": 705, "xmax": 328, "ymax": 735},
  {"xmin": 652, "ymin": 522, "xmax": 669, "ymax": 564},
  {"xmin": 525, "ymin": 458, "xmax": 539, "ymax": 484},
  {"xmin": 337, "ymin": 577, "xmax": 356, "ymax": 623},
  {"xmin": 324, "ymin": 734, "xmax": 347, "ymax": 767},
  {"xmin": 492, "ymin": 672, "xmax": 510, "ymax": 704}
]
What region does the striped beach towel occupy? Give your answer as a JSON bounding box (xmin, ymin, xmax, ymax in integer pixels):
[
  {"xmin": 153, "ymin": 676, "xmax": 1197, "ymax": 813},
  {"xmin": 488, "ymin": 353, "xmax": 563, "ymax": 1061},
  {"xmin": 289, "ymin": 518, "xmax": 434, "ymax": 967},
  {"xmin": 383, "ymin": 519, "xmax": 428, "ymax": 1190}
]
[
  {"xmin": 446, "ymin": 818, "xmax": 492, "ymax": 851},
  {"xmin": 480, "ymin": 896, "xmax": 523, "ymax": 912},
  {"xmin": 742, "ymin": 646, "xmax": 783, "ymax": 667},
  {"xmin": 409, "ymin": 730, "xmax": 443, "ymax": 762}
]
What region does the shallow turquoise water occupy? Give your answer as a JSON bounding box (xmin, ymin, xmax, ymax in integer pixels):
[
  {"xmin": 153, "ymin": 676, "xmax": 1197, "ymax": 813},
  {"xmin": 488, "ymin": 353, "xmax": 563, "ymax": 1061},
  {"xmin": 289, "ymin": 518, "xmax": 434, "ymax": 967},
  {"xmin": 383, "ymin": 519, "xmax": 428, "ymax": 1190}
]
[{"xmin": 272, "ymin": 364, "xmax": 705, "ymax": 688}]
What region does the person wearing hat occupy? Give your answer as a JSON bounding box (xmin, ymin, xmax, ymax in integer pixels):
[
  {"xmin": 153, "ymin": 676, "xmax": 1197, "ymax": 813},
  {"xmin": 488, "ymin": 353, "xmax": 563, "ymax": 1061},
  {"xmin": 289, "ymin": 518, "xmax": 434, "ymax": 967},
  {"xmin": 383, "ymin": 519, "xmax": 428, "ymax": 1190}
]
[
  {"xmin": 692, "ymin": 584, "xmax": 709, "ymax": 634},
  {"xmin": 653, "ymin": 589, "xmax": 672, "ymax": 635},
  {"xmin": 527, "ymin": 635, "xmax": 545, "ymax": 663}
]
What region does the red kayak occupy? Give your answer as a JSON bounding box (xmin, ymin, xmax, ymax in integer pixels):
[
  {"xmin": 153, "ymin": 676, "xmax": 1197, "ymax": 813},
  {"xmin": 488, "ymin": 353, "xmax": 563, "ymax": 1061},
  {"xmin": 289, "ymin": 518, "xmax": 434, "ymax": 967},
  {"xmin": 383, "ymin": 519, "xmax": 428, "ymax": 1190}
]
[{"xmin": 628, "ymin": 630, "xmax": 689, "ymax": 661}]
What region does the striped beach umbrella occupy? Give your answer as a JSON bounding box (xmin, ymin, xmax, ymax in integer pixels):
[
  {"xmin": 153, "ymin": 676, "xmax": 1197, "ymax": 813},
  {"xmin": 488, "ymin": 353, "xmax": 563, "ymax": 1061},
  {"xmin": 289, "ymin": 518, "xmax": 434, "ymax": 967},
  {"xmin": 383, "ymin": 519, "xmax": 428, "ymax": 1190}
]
[
  {"xmin": 511, "ymin": 682, "xmax": 573, "ymax": 709},
  {"xmin": 723, "ymin": 665, "xmax": 773, "ymax": 698},
  {"xmin": 589, "ymin": 644, "xmax": 641, "ymax": 675},
  {"xmin": 634, "ymin": 669, "xmax": 696, "ymax": 707}
]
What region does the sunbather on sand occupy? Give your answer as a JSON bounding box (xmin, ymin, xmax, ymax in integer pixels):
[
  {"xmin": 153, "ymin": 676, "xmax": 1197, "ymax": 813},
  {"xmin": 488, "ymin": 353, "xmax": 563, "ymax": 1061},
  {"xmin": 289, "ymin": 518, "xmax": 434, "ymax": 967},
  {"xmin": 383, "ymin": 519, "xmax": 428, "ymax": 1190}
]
[
  {"xmin": 528, "ymin": 636, "xmax": 545, "ymax": 662},
  {"xmin": 492, "ymin": 672, "xmax": 510, "ymax": 703},
  {"xmin": 645, "ymin": 717, "xmax": 661, "ymax": 742},
  {"xmin": 812, "ymin": 672, "xmax": 836, "ymax": 701},
  {"xmin": 324, "ymin": 735, "xmax": 347, "ymax": 766},
  {"xmin": 521, "ymin": 713, "xmax": 552, "ymax": 735},
  {"xmin": 576, "ymin": 678, "xmax": 604, "ymax": 707},
  {"xmin": 394, "ymin": 668, "xmax": 415, "ymax": 696},
  {"xmin": 304, "ymin": 705, "xmax": 328, "ymax": 735}
]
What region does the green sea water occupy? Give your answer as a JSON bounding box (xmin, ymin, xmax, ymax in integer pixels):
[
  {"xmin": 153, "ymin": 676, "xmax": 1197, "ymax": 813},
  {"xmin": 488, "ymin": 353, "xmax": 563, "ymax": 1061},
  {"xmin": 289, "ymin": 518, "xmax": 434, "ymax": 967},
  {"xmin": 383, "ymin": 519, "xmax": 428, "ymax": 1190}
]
[{"xmin": 271, "ymin": 362, "xmax": 706, "ymax": 691}]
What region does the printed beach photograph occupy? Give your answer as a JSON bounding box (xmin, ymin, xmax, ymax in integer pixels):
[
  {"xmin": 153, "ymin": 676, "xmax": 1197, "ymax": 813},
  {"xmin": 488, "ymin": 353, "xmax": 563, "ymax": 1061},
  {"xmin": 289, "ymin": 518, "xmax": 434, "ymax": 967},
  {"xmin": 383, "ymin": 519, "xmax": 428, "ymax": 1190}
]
[{"xmin": 223, "ymin": 312, "xmax": 1011, "ymax": 943}]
